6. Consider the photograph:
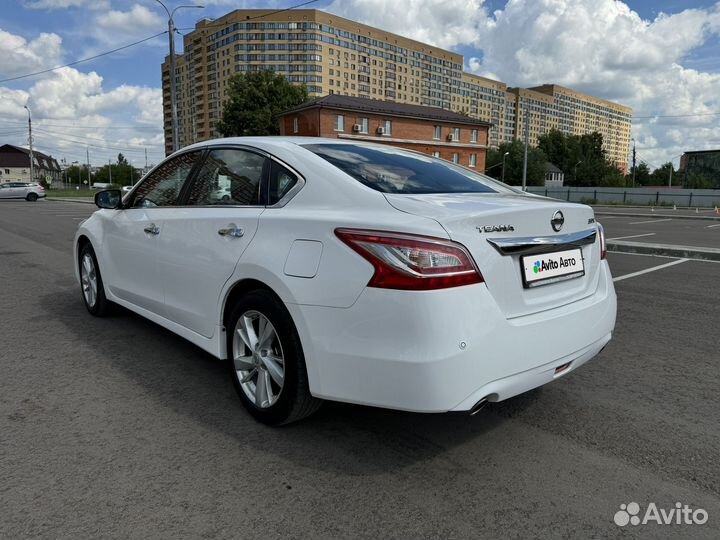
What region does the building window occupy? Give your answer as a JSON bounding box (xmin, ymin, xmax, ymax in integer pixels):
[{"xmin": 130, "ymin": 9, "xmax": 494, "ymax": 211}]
[
  {"xmin": 452, "ymin": 127, "xmax": 460, "ymax": 142},
  {"xmin": 471, "ymin": 129, "xmax": 478, "ymax": 143},
  {"xmin": 335, "ymin": 114, "xmax": 344, "ymax": 131},
  {"xmin": 431, "ymin": 151, "xmax": 440, "ymax": 158},
  {"xmin": 357, "ymin": 117, "xmax": 368, "ymax": 133},
  {"xmin": 452, "ymin": 153, "xmax": 459, "ymax": 164},
  {"xmin": 469, "ymin": 154, "xmax": 477, "ymax": 168},
  {"xmin": 433, "ymin": 125, "xmax": 441, "ymax": 140},
  {"xmin": 383, "ymin": 120, "xmax": 392, "ymax": 135},
  {"xmin": 293, "ymin": 117, "xmax": 299, "ymax": 133}
]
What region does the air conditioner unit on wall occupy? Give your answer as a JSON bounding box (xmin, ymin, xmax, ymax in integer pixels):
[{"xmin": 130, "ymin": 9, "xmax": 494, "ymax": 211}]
[
  {"xmin": 352, "ymin": 124, "xmax": 361, "ymax": 132},
  {"xmin": 376, "ymin": 127, "xmax": 384, "ymax": 135},
  {"xmin": 446, "ymin": 134, "xmax": 454, "ymax": 141}
]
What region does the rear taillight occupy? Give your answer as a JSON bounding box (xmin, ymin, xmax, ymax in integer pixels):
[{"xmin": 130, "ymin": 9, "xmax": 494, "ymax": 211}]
[
  {"xmin": 598, "ymin": 222, "xmax": 607, "ymax": 260},
  {"xmin": 335, "ymin": 228, "xmax": 483, "ymax": 290}
]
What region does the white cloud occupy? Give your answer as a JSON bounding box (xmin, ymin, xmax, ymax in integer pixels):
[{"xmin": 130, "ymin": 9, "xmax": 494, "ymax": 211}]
[
  {"xmin": 95, "ymin": 4, "xmax": 165, "ymax": 35},
  {"xmin": 328, "ymin": 0, "xmax": 720, "ymax": 168},
  {"xmin": 23, "ymin": 0, "xmax": 110, "ymax": 9},
  {"xmin": 1, "ymin": 67, "xmax": 164, "ymax": 166},
  {"xmin": 89, "ymin": 3, "xmax": 166, "ymax": 48},
  {"xmin": 0, "ymin": 30, "xmax": 63, "ymax": 78},
  {"xmin": 327, "ymin": 0, "xmax": 488, "ymax": 50}
]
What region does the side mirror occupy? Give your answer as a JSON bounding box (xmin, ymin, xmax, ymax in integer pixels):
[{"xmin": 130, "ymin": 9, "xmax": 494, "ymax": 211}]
[{"xmin": 95, "ymin": 189, "xmax": 122, "ymax": 209}]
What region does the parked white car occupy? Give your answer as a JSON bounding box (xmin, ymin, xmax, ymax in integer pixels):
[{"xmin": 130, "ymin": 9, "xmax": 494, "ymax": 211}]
[
  {"xmin": 74, "ymin": 137, "xmax": 616, "ymax": 425},
  {"xmin": 0, "ymin": 182, "xmax": 46, "ymax": 201}
]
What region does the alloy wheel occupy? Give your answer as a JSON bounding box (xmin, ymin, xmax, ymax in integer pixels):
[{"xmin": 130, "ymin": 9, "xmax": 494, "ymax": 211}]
[
  {"xmin": 233, "ymin": 310, "xmax": 285, "ymax": 408},
  {"xmin": 80, "ymin": 253, "xmax": 97, "ymax": 308}
]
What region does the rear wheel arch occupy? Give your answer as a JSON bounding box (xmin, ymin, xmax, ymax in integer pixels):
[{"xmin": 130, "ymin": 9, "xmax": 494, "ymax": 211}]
[{"xmin": 222, "ymin": 278, "xmax": 286, "ymax": 333}]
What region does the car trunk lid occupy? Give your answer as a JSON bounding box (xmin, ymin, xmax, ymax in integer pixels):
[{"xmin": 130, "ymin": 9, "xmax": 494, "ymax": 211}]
[{"xmin": 384, "ymin": 192, "xmax": 602, "ymax": 318}]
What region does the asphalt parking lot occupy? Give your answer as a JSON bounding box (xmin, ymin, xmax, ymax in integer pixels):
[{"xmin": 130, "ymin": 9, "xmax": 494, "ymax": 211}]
[
  {"xmin": 599, "ymin": 212, "xmax": 719, "ymax": 249},
  {"xmin": 1, "ymin": 199, "xmax": 719, "ymax": 539}
]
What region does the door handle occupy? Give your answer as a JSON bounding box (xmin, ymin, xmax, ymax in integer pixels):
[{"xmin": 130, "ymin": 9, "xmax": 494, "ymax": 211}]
[
  {"xmin": 218, "ymin": 226, "xmax": 244, "ymax": 238},
  {"xmin": 143, "ymin": 224, "xmax": 160, "ymax": 235}
]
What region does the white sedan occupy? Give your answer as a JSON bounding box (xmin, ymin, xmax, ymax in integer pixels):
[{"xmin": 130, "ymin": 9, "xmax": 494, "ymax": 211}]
[{"xmin": 75, "ymin": 137, "xmax": 616, "ymax": 425}]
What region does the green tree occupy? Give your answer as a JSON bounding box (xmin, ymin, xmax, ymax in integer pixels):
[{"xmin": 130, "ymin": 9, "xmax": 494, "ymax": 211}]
[
  {"xmin": 485, "ymin": 140, "xmax": 547, "ymax": 186},
  {"xmin": 117, "ymin": 153, "xmax": 128, "ymax": 166},
  {"xmin": 217, "ymin": 70, "xmax": 309, "ymax": 136},
  {"xmin": 64, "ymin": 165, "xmax": 90, "ymax": 187},
  {"xmin": 538, "ymin": 129, "xmax": 625, "ymax": 187},
  {"xmin": 650, "ymin": 162, "xmax": 674, "ymax": 185},
  {"xmin": 628, "ymin": 162, "xmax": 651, "ymax": 186}
]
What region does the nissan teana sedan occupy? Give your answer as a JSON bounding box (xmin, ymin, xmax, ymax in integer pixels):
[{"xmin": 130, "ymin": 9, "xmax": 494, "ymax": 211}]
[{"xmin": 75, "ymin": 137, "xmax": 616, "ymax": 425}]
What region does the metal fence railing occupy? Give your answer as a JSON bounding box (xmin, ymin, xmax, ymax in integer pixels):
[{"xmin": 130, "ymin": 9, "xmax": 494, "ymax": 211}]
[{"xmin": 527, "ymin": 187, "xmax": 720, "ymax": 208}]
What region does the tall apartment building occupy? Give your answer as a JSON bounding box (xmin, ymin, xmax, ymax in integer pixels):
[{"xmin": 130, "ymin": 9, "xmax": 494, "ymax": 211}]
[{"xmin": 162, "ymin": 8, "xmax": 632, "ymax": 170}]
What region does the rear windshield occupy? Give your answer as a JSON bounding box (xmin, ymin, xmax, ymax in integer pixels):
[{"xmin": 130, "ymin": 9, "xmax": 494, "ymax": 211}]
[{"xmin": 303, "ymin": 143, "xmax": 514, "ymax": 195}]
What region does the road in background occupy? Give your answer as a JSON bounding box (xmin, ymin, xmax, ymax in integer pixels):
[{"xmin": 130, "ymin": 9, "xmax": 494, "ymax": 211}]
[
  {"xmin": 599, "ymin": 214, "xmax": 719, "ymax": 249},
  {"xmin": 1, "ymin": 201, "xmax": 719, "ymax": 539}
]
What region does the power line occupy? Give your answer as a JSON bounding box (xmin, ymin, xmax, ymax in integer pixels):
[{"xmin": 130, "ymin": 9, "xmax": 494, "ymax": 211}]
[
  {"xmin": 31, "ymin": 129, "xmax": 164, "ymax": 156},
  {"xmin": 0, "ymin": 119, "xmax": 160, "ymax": 130},
  {"xmin": 32, "ymin": 127, "xmax": 164, "ymax": 150},
  {"xmin": 633, "ymin": 111, "xmax": 720, "ymax": 120},
  {"xmin": 0, "ymin": 32, "xmax": 168, "ymax": 84},
  {"xmin": 176, "ymin": 0, "xmax": 320, "ymax": 32}
]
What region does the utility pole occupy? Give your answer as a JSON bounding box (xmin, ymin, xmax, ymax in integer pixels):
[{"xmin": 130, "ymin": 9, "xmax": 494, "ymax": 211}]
[
  {"xmin": 144, "ymin": 147, "xmax": 148, "ymax": 172},
  {"xmin": 155, "ymin": 1, "xmax": 204, "ymax": 153},
  {"xmin": 501, "ymin": 151, "xmax": 509, "ymax": 183},
  {"xmin": 668, "ymin": 165, "xmax": 672, "ymax": 188},
  {"xmin": 521, "ymin": 107, "xmax": 529, "ymax": 191},
  {"xmin": 86, "ymin": 147, "xmax": 91, "ymax": 187},
  {"xmin": 24, "ymin": 105, "xmax": 34, "ymax": 184},
  {"xmin": 631, "ymin": 139, "xmax": 636, "ymax": 188}
]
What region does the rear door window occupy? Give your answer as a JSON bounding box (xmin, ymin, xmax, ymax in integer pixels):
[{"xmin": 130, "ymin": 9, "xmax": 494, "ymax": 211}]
[{"xmin": 185, "ymin": 148, "xmax": 267, "ymax": 206}]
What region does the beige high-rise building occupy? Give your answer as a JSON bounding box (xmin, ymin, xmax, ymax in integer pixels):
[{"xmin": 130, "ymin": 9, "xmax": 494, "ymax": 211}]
[{"xmin": 162, "ymin": 9, "xmax": 632, "ymax": 171}]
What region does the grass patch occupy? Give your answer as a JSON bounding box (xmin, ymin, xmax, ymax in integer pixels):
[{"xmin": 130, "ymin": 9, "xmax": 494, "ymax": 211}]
[{"xmin": 47, "ymin": 189, "xmax": 97, "ymax": 198}]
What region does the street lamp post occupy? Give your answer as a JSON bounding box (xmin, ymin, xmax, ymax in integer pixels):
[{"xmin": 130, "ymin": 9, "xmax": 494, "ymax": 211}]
[
  {"xmin": 154, "ymin": 1, "xmax": 204, "ymax": 154},
  {"xmin": 574, "ymin": 160, "xmax": 582, "ymax": 183},
  {"xmin": 501, "ymin": 151, "xmax": 509, "ymax": 183},
  {"xmin": 71, "ymin": 161, "xmax": 79, "ymax": 190},
  {"xmin": 24, "ymin": 105, "xmax": 34, "ymax": 184}
]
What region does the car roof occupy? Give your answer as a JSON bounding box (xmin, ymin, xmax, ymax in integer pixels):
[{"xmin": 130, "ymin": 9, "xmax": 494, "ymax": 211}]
[{"xmin": 180, "ymin": 136, "xmax": 388, "ymax": 154}]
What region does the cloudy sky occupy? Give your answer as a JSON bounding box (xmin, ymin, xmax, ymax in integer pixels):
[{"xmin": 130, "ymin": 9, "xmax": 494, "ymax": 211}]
[{"xmin": 1, "ymin": 0, "xmax": 719, "ymax": 170}]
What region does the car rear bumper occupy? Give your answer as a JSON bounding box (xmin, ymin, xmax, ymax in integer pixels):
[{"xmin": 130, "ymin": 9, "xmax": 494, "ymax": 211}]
[{"xmin": 289, "ymin": 260, "xmax": 617, "ymax": 413}]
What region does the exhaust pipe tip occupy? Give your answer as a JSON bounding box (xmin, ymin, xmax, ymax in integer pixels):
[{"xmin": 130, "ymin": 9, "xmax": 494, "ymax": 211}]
[{"xmin": 469, "ymin": 397, "xmax": 489, "ymax": 416}]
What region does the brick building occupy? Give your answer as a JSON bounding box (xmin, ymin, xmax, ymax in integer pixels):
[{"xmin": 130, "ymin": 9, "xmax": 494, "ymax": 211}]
[{"xmin": 278, "ymin": 95, "xmax": 491, "ymax": 170}]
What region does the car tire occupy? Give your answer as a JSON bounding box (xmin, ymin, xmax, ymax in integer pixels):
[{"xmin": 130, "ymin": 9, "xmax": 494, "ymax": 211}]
[
  {"xmin": 26, "ymin": 192, "xmax": 38, "ymax": 202},
  {"xmin": 79, "ymin": 243, "xmax": 111, "ymax": 317},
  {"xmin": 227, "ymin": 289, "xmax": 322, "ymax": 425}
]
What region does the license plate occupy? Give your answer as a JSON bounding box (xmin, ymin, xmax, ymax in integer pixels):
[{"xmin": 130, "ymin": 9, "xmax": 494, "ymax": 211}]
[{"xmin": 521, "ymin": 248, "xmax": 585, "ymax": 288}]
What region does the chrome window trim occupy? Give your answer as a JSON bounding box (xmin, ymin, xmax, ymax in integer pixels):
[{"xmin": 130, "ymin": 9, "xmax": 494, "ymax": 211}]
[{"xmin": 487, "ymin": 228, "xmax": 597, "ymax": 256}]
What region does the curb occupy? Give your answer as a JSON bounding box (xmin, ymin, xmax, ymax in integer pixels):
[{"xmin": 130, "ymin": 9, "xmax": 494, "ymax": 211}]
[
  {"xmin": 47, "ymin": 197, "xmax": 95, "ymax": 204},
  {"xmin": 596, "ymin": 211, "xmax": 720, "ymax": 221},
  {"xmin": 607, "ymin": 240, "xmax": 720, "ymax": 261}
]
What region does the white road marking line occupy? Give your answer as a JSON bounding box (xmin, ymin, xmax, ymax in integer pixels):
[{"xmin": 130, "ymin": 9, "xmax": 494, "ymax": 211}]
[
  {"xmin": 628, "ymin": 218, "xmax": 673, "ymax": 225},
  {"xmin": 706, "ymin": 223, "xmax": 720, "ymax": 229},
  {"xmin": 613, "ymin": 258, "xmax": 689, "ymax": 282},
  {"xmin": 607, "ymin": 233, "xmax": 656, "ymax": 241}
]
